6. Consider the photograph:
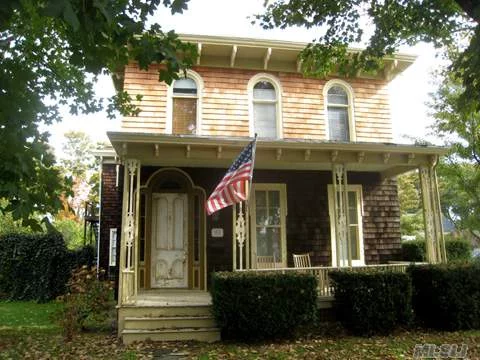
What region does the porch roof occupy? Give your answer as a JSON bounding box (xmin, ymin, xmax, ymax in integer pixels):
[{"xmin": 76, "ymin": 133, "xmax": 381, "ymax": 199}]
[{"xmin": 107, "ymin": 132, "xmax": 448, "ymax": 178}]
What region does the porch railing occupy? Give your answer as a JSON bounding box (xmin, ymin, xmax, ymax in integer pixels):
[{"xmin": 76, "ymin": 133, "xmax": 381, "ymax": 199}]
[{"xmin": 239, "ymin": 263, "xmax": 411, "ymax": 298}]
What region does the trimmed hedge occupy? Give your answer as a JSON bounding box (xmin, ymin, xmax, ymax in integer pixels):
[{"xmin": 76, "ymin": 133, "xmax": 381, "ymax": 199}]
[
  {"xmin": 402, "ymin": 240, "xmax": 425, "ymax": 262},
  {"xmin": 402, "ymin": 239, "xmax": 471, "ymax": 262},
  {"xmin": 0, "ymin": 232, "xmax": 71, "ymax": 302},
  {"xmin": 0, "ymin": 233, "xmax": 96, "ymax": 302},
  {"xmin": 330, "ymin": 270, "xmax": 412, "ymax": 336},
  {"xmin": 211, "ymin": 271, "xmax": 317, "ymax": 341},
  {"xmin": 409, "ymin": 263, "xmax": 480, "ymax": 330}
]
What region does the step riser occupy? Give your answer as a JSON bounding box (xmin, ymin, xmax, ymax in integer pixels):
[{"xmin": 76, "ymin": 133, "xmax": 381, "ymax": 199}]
[
  {"xmin": 122, "ymin": 330, "xmax": 220, "ymax": 344},
  {"xmin": 124, "ymin": 318, "xmax": 216, "ymax": 330},
  {"xmin": 119, "ymin": 306, "xmax": 212, "ymax": 318}
]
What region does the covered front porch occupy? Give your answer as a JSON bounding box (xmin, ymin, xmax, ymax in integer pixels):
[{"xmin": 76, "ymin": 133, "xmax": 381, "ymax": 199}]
[{"xmin": 109, "ymin": 133, "xmax": 447, "ymax": 305}]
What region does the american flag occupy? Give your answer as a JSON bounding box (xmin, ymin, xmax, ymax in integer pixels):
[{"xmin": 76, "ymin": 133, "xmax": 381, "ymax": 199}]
[{"xmin": 206, "ymin": 138, "xmax": 257, "ymax": 215}]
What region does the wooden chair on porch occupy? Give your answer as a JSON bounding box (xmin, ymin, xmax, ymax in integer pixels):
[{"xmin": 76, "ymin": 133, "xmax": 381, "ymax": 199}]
[
  {"xmin": 256, "ymin": 256, "xmax": 277, "ymax": 269},
  {"xmin": 293, "ymin": 253, "xmax": 311, "ymax": 268}
]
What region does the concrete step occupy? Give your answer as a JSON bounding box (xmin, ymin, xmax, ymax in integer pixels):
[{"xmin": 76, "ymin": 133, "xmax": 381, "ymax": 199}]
[
  {"xmin": 124, "ymin": 315, "xmax": 217, "ymax": 330},
  {"xmin": 122, "ymin": 327, "xmax": 221, "ymax": 344}
]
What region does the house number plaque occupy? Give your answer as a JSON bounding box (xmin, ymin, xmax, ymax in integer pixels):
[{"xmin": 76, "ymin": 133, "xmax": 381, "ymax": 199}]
[{"xmin": 211, "ymin": 228, "xmax": 224, "ymax": 238}]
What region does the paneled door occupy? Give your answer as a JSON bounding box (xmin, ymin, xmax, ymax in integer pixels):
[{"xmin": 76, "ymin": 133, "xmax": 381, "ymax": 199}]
[{"xmin": 151, "ymin": 193, "xmax": 188, "ymax": 288}]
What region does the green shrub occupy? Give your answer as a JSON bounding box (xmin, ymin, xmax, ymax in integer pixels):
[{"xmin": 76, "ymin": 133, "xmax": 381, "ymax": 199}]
[
  {"xmin": 330, "ymin": 270, "xmax": 412, "ymax": 336},
  {"xmin": 445, "ymin": 239, "xmax": 471, "ymax": 262},
  {"xmin": 69, "ymin": 245, "xmax": 96, "ymax": 268},
  {"xmin": 402, "ymin": 239, "xmax": 472, "ymax": 262},
  {"xmin": 402, "ymin": 240, "xmax": 426, "ymax": 262},
  {"xmin": 0, "ymin": 232, "xmax": 71, "ymax": 302},
  {"xmin": 211, "ymin": 271, "xmax": 317, "ymax": 341},
  {"xmin": 409, "ymin": 263, "xmax": 480, "ymax": 330},
  {"xmin": 57, "ymin": 266, "xmax": 113, "ymax": 340}
]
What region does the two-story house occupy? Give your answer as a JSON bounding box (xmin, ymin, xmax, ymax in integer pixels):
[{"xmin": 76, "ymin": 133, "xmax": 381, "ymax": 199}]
[{"xmin": 96, "ymin": 34, "xmax": 447, "ymax": 343}]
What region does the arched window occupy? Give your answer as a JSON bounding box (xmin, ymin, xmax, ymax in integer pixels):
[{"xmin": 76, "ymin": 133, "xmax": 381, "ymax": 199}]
[
  {"xmin": 248, "ymin": 74, "xmax": 282, "ymax": 138},
  {"xmin": 167, "ymin": 70, "xmax": 203, "ymax": 135},
  {"xmin": 324, "ymin": 80, "xmax": 355, "ymax": 141}
]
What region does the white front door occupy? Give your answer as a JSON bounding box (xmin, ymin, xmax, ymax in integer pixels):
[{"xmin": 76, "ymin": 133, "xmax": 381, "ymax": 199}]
[{"xmin": 151, "ymin": 193, "xmax": 188, "ymax": 288}]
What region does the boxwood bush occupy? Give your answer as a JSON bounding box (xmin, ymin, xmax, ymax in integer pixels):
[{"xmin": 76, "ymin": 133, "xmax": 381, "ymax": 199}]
[
  {"xmin": 330, "ymin": 270, "xmax": 412, "ymax": 336},
  {"xmin": 409, "ymin": 263, "xmax": 480, "ymax": 330},
  {"xmin": 402, "ymin": 239, "xmax": 471, "ymax": 262},
  {"xmin": 211, "ymin": 271, "xmax": 317, "ymax": 341}
]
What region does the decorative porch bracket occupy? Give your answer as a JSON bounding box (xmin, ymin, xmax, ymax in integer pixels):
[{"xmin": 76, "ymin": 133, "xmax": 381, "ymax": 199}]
[
  {"xmin": 419, "ymin": 163, "xmax": 447, "ymax": 263},
  {"xmin": 332, "ymin": 164, "xmax": 352, "ymax": 267},
  {"xmin": 119, "ymin": 159, "xmax": 141, "ymax": 305},
  {"xmin": 234, "ymin": 201, "xmax": 248, "ymax": 270}
]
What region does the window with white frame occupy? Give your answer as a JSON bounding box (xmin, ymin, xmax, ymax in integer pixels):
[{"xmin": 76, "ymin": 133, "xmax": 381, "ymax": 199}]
[
  {"xmin": 324, "ymin": 80, "xmax": 355, "ymax": 141},
  {"xmin": 167, "ymin": 70, "xmax": 203, "ymax": 135},
  {"xmin": 250, "ymin": 184, "xmax": 287, "ymax": 268},
  {"xmin": 327, "ymin": 185, "xmax": 365, "ymax": 266},
  {"xmin": 109, "ymin": 228, "xmax": 118, "ymax": 267},
  {"xmin": 248, "ymin": 74, "xmax": 282, "ymax": 138}
]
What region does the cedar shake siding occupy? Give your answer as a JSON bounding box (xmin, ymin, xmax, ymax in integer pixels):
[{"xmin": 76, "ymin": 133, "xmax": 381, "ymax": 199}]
[
  {"xmin": 99, "ymin": 164, "xmax": 123, "ymax": 280},
  {"xmin": 136, "ymin": 167, "xmax": 402, "ymax": 281},
  {"xmin": 121, "ymin": 65, "xmax": 392, "ymax": 142}
]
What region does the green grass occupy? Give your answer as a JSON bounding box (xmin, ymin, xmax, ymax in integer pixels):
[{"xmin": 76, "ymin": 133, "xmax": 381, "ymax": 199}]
[{"xmin": 0, "ymin": 301, "xmax": 62, "ymax": 330}]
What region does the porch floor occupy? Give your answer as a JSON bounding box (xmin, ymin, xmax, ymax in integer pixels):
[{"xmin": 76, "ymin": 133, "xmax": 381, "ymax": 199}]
[{"xmin": 133, "ymin": 289, "xmax": 212, "ymax": 307}]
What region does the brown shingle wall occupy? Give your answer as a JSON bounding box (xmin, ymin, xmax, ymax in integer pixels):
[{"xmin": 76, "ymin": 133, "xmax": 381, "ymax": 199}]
[
  {"xmin": 137, "ymin": 168, "xmax": 401, "ymax": 274},
  {"xmin": 361, "ymin": 176, "xmax": 402, "ymax": 263},
  {"xmin": 99, "ymin": 164, "xmax": 123, "ymax": 280},
  {"xmin": 121, "ymin": 65, "xmax": 392, "ymax": 142}
]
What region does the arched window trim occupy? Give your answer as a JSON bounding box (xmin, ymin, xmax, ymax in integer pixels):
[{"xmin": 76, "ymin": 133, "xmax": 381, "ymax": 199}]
[
  {"xmin": 323, "ymin": 79, "xmax": 356, "ymax": 142},
  {"xmin": 166, "ymin": 69, "xmax": 204, "ymax": 135},
  {"xmin": 247, "ymin": 73, "xmax": 283, "ymax": 139}
]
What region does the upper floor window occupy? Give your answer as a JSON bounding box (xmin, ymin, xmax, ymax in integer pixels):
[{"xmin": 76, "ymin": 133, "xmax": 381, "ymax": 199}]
[
  {"xmin": 248, "ymin": 74, "xmax": 282, "ymax": 138},
  {"xmin": 167, "ymin": 70, "xmax": 203, "ymax": 135},
  {"xmin": 324, "ymin": 80, "xmax": 355, "ymax": 141}
]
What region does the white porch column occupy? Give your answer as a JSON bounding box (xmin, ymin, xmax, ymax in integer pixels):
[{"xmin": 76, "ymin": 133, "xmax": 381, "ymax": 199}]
[
  {"xmin": 119, "ymin": 159, "xmax": 141, "ymax": 305},
  {"xmin": 234, "ymin": 201, "xmax": 247, "ymax": 270},
  {"xmin": 332, "ymin": 164, "xmax": 352, "ymax": 267},
  {"xmin": 419, "ymin": 161, "xmax": 447, "ymax": 263}
]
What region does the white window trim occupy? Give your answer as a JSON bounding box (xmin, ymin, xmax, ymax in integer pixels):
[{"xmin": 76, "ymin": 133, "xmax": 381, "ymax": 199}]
[
  {"xmin": 249, "ymin": 183, "xmax": 288, "ymax": 268},
  {"xmin": 247, "ymin": 73, "xmax": 283, "ymax": 139},
  {"xmin": 109, "ymin": 228, "xmax": 118, "ymax": 267},
  {"xmin": 327, "ymin": 184, "xmax": 365, "ymax": 267},
  {"xmin": 166, "ymin": 69, "xmax": 204, "ymax": 135},
  {"xmin": 323, "ymin": 79, "xmax": 356, "ymax": 141}
]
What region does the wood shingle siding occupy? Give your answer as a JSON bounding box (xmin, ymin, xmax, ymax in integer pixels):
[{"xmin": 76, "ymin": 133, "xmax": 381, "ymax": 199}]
[{"xmin": 121, "ymin": 64, "xmax": 392, "ymax": 141}]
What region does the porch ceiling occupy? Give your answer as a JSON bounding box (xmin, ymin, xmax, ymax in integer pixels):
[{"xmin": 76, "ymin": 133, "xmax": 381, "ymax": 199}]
[{"xmin": 107, "ymin": 132, "xmax": 449, "ymax": 179}]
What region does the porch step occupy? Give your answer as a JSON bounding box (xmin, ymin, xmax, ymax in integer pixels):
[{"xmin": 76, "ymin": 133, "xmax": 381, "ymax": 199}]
[
  {"xmin": 123, "ymin": 315, "xmax": 217, "ymax": 330},
  {"xmin": 122, "ymin": 328, "xmax": 221, "ymax": 344},
  {"xmin": 118, "ymin": 298, "xmax": 221, "ymax": 344},
  {"xmin": 119, "ymin": 304, "xmax": 213, "ymax": 318}
]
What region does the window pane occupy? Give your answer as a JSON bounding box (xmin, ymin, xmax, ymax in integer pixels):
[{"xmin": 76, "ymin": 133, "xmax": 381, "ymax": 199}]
[
  {"xmin": 256, "ymin": 207, "xmax": 267, "ymax": 226},
  {"xmin": 253, "ymin": 81, "xmax": 276, "ymax": 100},
  {"xmin": 349, "ymin": 226, "xmax": 359, "ymax": 260},
  {"xmin": 255, "ymin": 191, "xmax": 267, "ymax": 207},
  {"xmin": 173, "ymin": 78, "xmax": 197, "ymax": 95},
  {"xmin": 328, "ymin": 86, "xmax": 348, "ymax": 105},
  {"xmin": 173, "ymin": 98, "xmax": 197, "ymax": 134},
  {"xmin": 256, "ymin": 227, "xmax": 282, "ymax": 261},
  {"xmin": 328, "ymin": 106, "xmax": 349, "ymax": 141},
  {"xmin": 254, "ymin": 103, "xmax": 276, "ymax": 138}
]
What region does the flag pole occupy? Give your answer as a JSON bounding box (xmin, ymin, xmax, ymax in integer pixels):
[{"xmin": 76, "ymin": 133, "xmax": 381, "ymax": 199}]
[{"xmin": 244, "ymin": 134, "xmax": 257, "ymax": 269}]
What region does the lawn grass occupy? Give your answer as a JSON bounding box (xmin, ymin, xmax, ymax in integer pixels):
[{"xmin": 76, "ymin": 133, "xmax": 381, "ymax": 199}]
[
  {"xmin": 0, "ymin": 301, "xmax": 479, "ymax": 359},
  {"xmin": 0, "ymin": 300, "xmax": 62, "ymax": 330}
]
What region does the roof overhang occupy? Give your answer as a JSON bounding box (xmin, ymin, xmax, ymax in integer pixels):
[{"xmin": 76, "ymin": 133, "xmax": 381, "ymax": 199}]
[
  {"xmin": 179, "ymin": 33, "xmax": 415, "ymax": 81},
  {"xmin": 107, "ymin": 132, "xmax": 448, "ymax": 179}
]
